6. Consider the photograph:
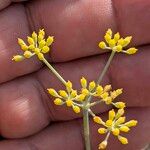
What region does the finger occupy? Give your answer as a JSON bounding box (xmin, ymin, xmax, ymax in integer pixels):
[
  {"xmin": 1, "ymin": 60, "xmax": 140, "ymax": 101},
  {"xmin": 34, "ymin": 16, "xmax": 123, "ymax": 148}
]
[
  {"xmin": 27, "ymin": 0, "xmax": 150, "ymax": 61},
  {"xmin": 0, "ymin": 107, "xmax": 149, "ymax": 150},
  {"xmin": 0, "ymin": 0, "xmax": 150, "ymax": 83},
  {"xmin": 0, "ymin": 0, "xmax": 27, "ymax": 10},
  {"xmin": 0, "ymin": 48, "xmax": 149, "ymax": 138}
]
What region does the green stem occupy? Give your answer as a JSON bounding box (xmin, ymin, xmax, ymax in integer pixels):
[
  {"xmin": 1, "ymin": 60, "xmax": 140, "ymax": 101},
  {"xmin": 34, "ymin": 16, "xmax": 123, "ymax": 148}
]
[
  {"xmin": 42, "ymin": 58, "xmax": 66, "ymax": 85},
  {"xmin": 83, "ymin": 108, "xmax": 91, "ymax": 150},
  {"xmin": 97, "ymin": 51, "xmax": 115, "ymax": 84},
  {"xmin": 87, "ymin": 51, "xmax": 115, "ymax": 103}
]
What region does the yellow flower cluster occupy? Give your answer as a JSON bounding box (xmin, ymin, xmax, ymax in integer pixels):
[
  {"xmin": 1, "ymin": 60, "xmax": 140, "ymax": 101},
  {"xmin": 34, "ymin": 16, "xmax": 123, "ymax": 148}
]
[
  {"xmin": 98, "ymin": 29, "xmax": 138, "ymax": 55},
  {"xmin": 93, "ymin": 109, "xmax": 138, "ymax": 149},
  {"xmin": 48, "ymin": 81, "xmax": 85, "ymax": 113},
  {"xmin": 81, "ymin": 77, "xmax": 125, "ymax": 108},
  {"xmin": 12, "ymin": 29, "xmax": 54, "ymax": 61}
]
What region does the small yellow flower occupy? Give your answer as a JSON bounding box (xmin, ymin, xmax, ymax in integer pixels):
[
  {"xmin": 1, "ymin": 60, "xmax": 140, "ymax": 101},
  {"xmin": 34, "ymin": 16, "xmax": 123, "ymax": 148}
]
[
  {"xmin": 98, "ymin": 28, "xmax": 138, "ymax": 55},
  {"xmin": 48, "ymin": 80, "xmax": 83, "ymax": 113},
  {"xmin": 95, "ymin": 109, "xmax": 137, "ymax": 149},
  {"xmin": 99, "ymin": 141, "xmax": 107, "ymax": 149},
  {"xmin": 12, "ymin": 55, "xmax": 24, "ymax": 62},
  {"xmin": 12, "ymin": 29, "xmax": 54, "ymax": 62}
]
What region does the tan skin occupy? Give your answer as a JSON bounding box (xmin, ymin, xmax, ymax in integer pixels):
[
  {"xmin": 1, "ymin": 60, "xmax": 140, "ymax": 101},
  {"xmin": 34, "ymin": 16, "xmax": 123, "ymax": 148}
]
[{"xmin": 0, "ymin": 0, "xmax": 149, "ymax": 149}]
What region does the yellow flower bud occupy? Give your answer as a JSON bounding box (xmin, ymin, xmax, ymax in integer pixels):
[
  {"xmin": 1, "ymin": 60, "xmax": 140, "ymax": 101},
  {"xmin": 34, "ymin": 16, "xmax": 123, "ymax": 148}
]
[
  {"xmin": 114, "ymin": 102, "xmax": 126, "ymax": 109},
  {"xmin": 105, "ymin": 97, "xmax": 112, "ymax": 104},
  {"xmin": 27, "ymin": 36, "xmax": 34, "ymax": 45},
  {"xmin": 98, "ymin": 41, "xmax": 107, "ymax": 49},
  {"xmin": 96, "ymin": 85, "xmax": 103, "ymax": 95},
  {"xmin": 34, "ymin": 48, "xmax": 40, "ymax": 54},
  {"xmin": 32, "ymin": 31, "xmax": 37, "ymax": 42},
  {"xmin": 117, "ymin": 38, "xmax": 124, "ymax": 46},
  {"xmin": 65, "ymin": 81, "xmax": 72, "ymax": 92},
  {"xmin": 71, "ymin": 90, "xmax": 77, "ymax": 98},
  {"xmin": 12, "ymin": 55, "xmax": 24, "ymax": 62},
  {"xmin": 115, "ymin": 109, "xmax": 125, "ymax": 119},
  {"xmin": 104, "ymin": 85, "xmax": 111, "ymax": 92},
  {"xmin": 119, "ymin": 126, "xmax": 130, "ymax": 132},
  {"xmin": 18, "ymin": 38, "xmax": 26, "ymax": 46},
  {"xmin": 93, "ymin": 116, "xmax": 103, "ymax": 124},
  {"xmin": 116, "ymin": 89, "xmax": 123, "ymax": 95},
  {"xmin": 80, "ymin": 77, "xmax": 87, "ymax": 88},
  {"xmin": 89, "ymin": 81, "xmax": 96, "ymax": 91},
  {"xmin": 46, "ymin": 36, "xmax": 54, "ymax": 46},
  {"xmin": 126, "ymin": 48, "xmax": 138, "ymax": 55},
  {"xmin": 39, "ymin": 29, "xmax": 45, "ymax": 36},
  {"xmin": 104, "ymin": 34, "xmax": 111, "ymax": 43},
  {"xmin": 72, "ymin": 105, "xmax": 80, "ymax": 113},
  {"xmin": 47, "ymin": 88, "xmax": 59, "ymax": 97},
  {"xmin": 98, "ymin": 141, "xmax": 107, "ymax": 149},
  {"xmin": 109, "ymin": 109, "xmax": 115, "ymax": 120},
  {"xmin": 66, "ymin": 99, "xmax": 73, "ymax": 107},
  {"xmin": 21, "ymin": 45, "xmax": 28, "ymax": 51},
  {"xmin": 108, "ymin": 39, "xmax": 116, "ymax": 48},
  {"xmin": 24, "ymin": 51, "xmax": 33, "ymax": 58},
  {"xmin": 59, "ymin": 90, "xmax": 68, "ymax": 98},
  {"xmin": 81, "ymin": 89, "xmax": 89, "ymax": 96},
  {"xmin": 98, "ymin": 128, "xmax": 107, "ymax": 134},
  {"xmin": 106, "ymin": 28, "xmax": 112, "ymax": 36},
  {"xmin": 118, "ymin": 136, "xmax": 128, "ymax": 144},
  {"xmin": 124, "ymin": 120, "xmax": 138, "ymax": 127},
  {"xmin": 54, "ymin": 98, "xmax": 63, "ymax": 105},
  {"xmin": 101, "ymin": 92, "xmax": 109, "ymax": 99},
  {"xmin": 39, "ymin": 40, "xmax": 46, "ymax": 48},
  {"xmin": 28, "ymin": 44, "xmax": 35, "ymax": 50},
  {"xmin": 78, "ymin": 94, "xmax": 85, "ymax": 101},
  {"xmin": 37, "ymin": 53, "xmax": 44, "ymax": 60},
  {"xmin": 112, "ymin": 128, "xmax": 120, "ymax": 136},
  {"xmin": 114, "ymin": 45, "xmax": 122, "ymax": 52},
  {"xmin": 115, "ymin": 117, "xmax": 126, "ymax": 125},
  {"xmin": 114, "ymin": 32, "xmax": 120, "ymax": 42},
  {"xmin": 106, "ymin": 120, "xmax": 113, "ymax": 127},
  {"xmin": 123, "ymin": 36, "xmax": 132, "ymax": 47},
  {"xmin": 41, "ymin": 46, "xmax": 50, "ymax": 53}
]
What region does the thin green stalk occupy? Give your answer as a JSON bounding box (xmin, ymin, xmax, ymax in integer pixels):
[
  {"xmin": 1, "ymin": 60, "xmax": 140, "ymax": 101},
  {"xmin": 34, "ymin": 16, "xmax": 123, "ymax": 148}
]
[
  {"xmin": 88, "ymin": 51, "xmax": 115, "ymax": 102},
  {"xmin": 97, "ymin": 51, "xmax": 115, "ymax": 84},
  {"xmin": 83, "ymin": 108, "xmax": 91, "ymax": 150},
  {"xmin": 42, "ymin": 58, "xmax": 66, "ymax": 85}
]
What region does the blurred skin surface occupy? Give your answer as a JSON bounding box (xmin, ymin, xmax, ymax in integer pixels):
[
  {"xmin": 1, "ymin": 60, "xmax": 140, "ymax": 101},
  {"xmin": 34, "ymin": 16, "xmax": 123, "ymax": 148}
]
[{"xmin": 0, "ymin": 0, "xmax": 149, "ymax": 149}]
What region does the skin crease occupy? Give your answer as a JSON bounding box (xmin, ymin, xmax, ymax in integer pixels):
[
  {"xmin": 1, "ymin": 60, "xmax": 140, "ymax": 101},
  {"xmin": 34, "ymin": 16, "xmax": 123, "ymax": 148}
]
[{"xmin": 0, "ymin": 0, "xmax": 149, "ymax": 149}]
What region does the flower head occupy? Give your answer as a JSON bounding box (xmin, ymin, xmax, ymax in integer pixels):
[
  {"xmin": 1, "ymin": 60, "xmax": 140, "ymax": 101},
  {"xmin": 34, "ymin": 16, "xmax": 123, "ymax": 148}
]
[
  {"xmin": 98, "ymin": 28, "xmax": 138, "ymax": 55},
  {"xmin": 48, "ymin": 80, "xmax": 84, "ymax": 113},
  {"xmin": 93, "ymin": 109, "xmax": 138, "ymax": 149},
  {"xmin": 12, "ymin": 29, "xmax": 54, "ymax": 61}
]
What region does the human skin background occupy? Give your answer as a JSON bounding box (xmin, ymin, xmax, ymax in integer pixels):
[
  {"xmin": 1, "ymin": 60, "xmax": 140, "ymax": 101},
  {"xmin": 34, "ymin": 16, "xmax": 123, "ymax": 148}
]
[{"xmin": 0, "ymin": 0, "xmax": 149, "ymax": 149}]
